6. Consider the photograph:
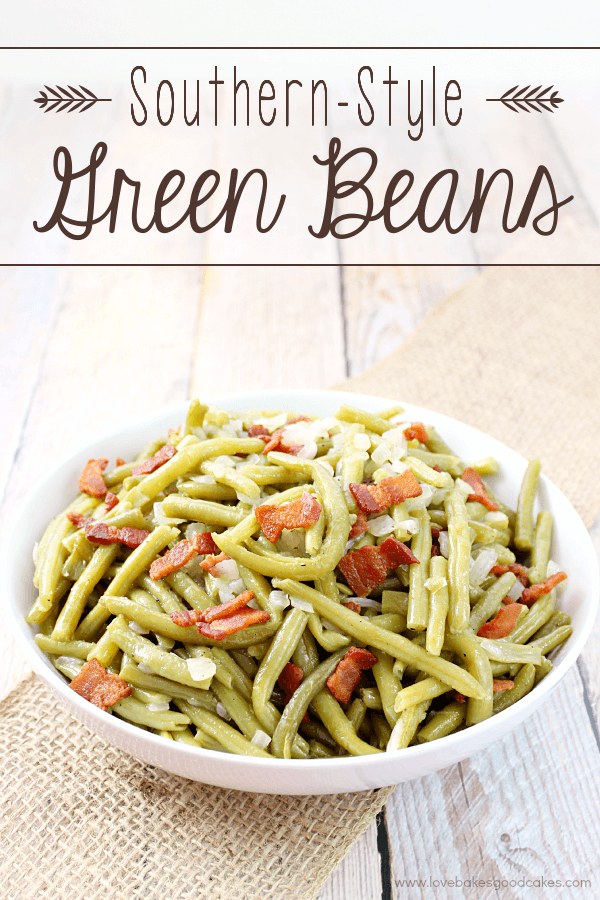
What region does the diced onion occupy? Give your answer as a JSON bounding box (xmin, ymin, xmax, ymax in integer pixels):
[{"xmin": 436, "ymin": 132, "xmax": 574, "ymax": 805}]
[
  {"xmin": 229, "ymin": 578, "xmax": 246, "ymax": 595},
  {"xmin": 298, "ymin": 440, "xmax": 318, "ymax": 460},
  {"xmin": 55, "ymin": 656, "xmax": 84, "ymax": 670},
  {"xmin": 322, "ymin": 620, "xmax": 345, "ymax": 633},
  {"xmin": 396, "ymin": 518, "xmax": 419, "ymax": 535},
  {"xmin": 216, "ymin": 702, "xmax": 232, "ymax": 720},
  {"xmin": 213, "ymin": 455, "xmax": 236, "ymax": 468},
  {"xmin": 251, "ymin": 729, "xmax": 272, "ymax": 749},
  {"xmin": 390, "ymin": 459, "xmax": 409, "ymax": 474},
  {"xmin": 469, "ymin": 549, "xmax": 498, "ymax": 587},
  {"xmin": 439, "ymin": 532, "xmax": 450, "ymax": 558},
  {"xmin": 507, "ymin": 580, "xmax": 525, "ymax": 600},
  {"xmin": 255, "ymin": 413, "xmax": 287, "ymax": 432},
  {"xmin": 353, "ymin": 597, "xmax": 382, "ymax": 610},
  {"xmin": 138, "ymin": 662, "xmax": 153, "ymax": 675},
  {"xmin": 371, "ymin": 443, "xmax": 392, "ymax": 467},
  {"xmin": 367, "ymin": 515, "xmax": 395, "ymax": 537},
  {"xmin": 546, "ymin": 559, "xmax": 560, "ymax": 577},
  {"xmin": 268, "ymin": 590, "xmax": 291, "ymax": 610},
  {"xmin": 186, "ymin": 657, "xmax": 217, "ymax": 682},
  {"xmin": 290, "ymin": 597, "xmax": 314, "ymax": 613},
  {"xmin": 354, "ymin": 433, "xmax": 371, "ymax": 452},
  {"xmin": 147, "ymin": 703, "xmax": 170, "ymax": 712},
  {"xmin": 32, "ymin": 542, "xmax": 39, "ymax": 565},
  {"xmin": 218, "ymin": 588, "xmax": 235, "ymax": 604},
  {"xmin": 317, "ymin": 460, "xmax": 335, "ymax": 477},
  {"xmin": 455, "ymin": 478, "xmax": 472, "ymax": 495},
  {"xmin": 190, "ymin": 426, "xmax": 207, "ymax": 441},
  {"xmin": 212, "ymin": 558, "xmax": 239, "ymax": 580},
  {"xmin": 185, "ymin": 523, "xmax": 210, "ymax": 539},
  {"xmin": 128, "ymin": 621, "xmax": 149, "ymax": 635}
]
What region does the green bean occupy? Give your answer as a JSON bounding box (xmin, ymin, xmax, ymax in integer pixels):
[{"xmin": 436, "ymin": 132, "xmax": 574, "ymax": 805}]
[
  {"xmin": 136, "ymin": 572, "xmax": 185, "ymax": 613},
  {"xmin": 527, "ymin": 625, "xmax": 573, "ymax": 656},
  {"xmin": 444, "ymin": 487, "xmax": 472, "ymax": 633},
  {"xmin": 515, "ymin": 459, "xmax": 542, "ymax": 551},
  {"xmin": 335, "ymin": 403, "xmax": 391, "ymax": 436},
  {"xmin": 200, "ymin": 459, "xmax": 261, "ymax": 499},
  {"xmin": 311, "ymin": 690, "xmax": 381, "ymax": 755},
  {"xmin": 531, "ymin": 610, "xmax": 571, "ymax": 642},
  {"xmin": 183, "ymin": 398, "xmax": 209, "ymax": 435},
  {"xmin": 528, "ymin": 511, "xmax": 553, "ymax": 584},
  {"xmin": 376, "ymin": 405, "xmax": 405, "ymax": 420},
  {"xmin": 446, "ymin": 631, "xmax": 493, "ymax": 726},
  {"xmin": 89, "ymin": 614, "xmax": 124, "ymax": 666},
  {"xmin": 165, "ymin": 570, "xmax": 212, "ymax": 610},
  {"xmin": 305, "ymin": 504, "xmax": 325, "ymax": 557},
  {"xmin": 107, "ymin": 618, "xmax": 216, "ymax": 688},
  {"xmin": 101, "ymin": 595, "xmax": 278, "ymax": 647},
  {"xmin": 534, "ymin": 656, "xmax": 553, "ymax": 685},
  {"xmin": 488, "ymin": 543, "xmax": 516, "ymax": 565},
  {"xmin": 469, "ymin": 572, "xmax": 517, "ymax": 634},
  {"xmin": 177, "ymin": 481, "xmax": 238, "ymax": 501},
  {"xmin": 306, "ymin": 611, "xmax": 350, "ymax": 652},
  {"xmin": 103, "ymin": 507, "xmax": 150, "ymax": 530},
  {"xmin": 510, "ymin": 592, "xmax": 555, "ymax": 644},
  {"xmin": 407, "ymin": 509, "xmax": 431, "ymax": 631},
  {"xmin": 417, "ymin": 701, "xmax": 466, "ymax": 742},
  {"xmin": 161, "ymin": 496, "xmax": 244, "ymax": 527},
  {"xmin": 472, "ymin": 457, "xmax": 500, "ymax": 476},
  {"xmin": 175, "ymin": 701, "xmax": 273, "ymax": 757},
  {"xmin": 211, "ymin": 681, "xmax": 265, "ymax": 743},
  {"xmin": 478, "ymin": 637, "xmax": 543, "ymax": 665},
  {"xmin": 37, "ymin": 499, "xmax": 95, "ymax": 611},
  {"xmin": 426, "ymin": 555, "xmax": 450, "ymax": 656},
  {"xmin": 119, "ymin": 656, "xmax": 218, "ymax": 710},
  {"xmin": 381, "ymin": 590, "xmax": 409, "ymax": 617},
  {"xmin": 394, "ymin": 677, "xmax": 450, "ymax": 713},
  {"xmin": 372, "ymin": 713, "xmax": 393, "ymax": 749},
  {"xmin": 62, "ymin": 533, "xmax": 94, "ymax": 580},
  {"xmin": 406, "ymin": 457, "xmax": 453, "ymax": 490},
  {"xmin": 272, "ymin": 649, "xmax": 347, "ymax": 758},
  {"xmin": 209, "ymin": 648, "xmax": 253, "ymax": 700},
  {"xmin": 407, "ymin": 448, "xmax": 463, "ymax": 477},
  {"xmin": 104, "ymin": 526, "xmax": 179, "ymax": 598},
  {"xmin": 309, "ymin": 740, "xmax": 337, "ymax": 758},
  {"xmin": 27, "ymin": 577, "xmax": 71, "ymax": 625},
  {"xmin": 493, "ymin": 664, "xmax": 536, "ymax": 712},
  {"xmin": 275, "ymin": 579, "xmax": 487, "ymax": 699},
  {"xmin": 371, "ymin": 648, "xmax": 402, "ymax": 726},
  {"xmin": 360, "ymin": 687, "xmax": 383, "ymax": 710},
  {"xmin": 113, "ymin": 697, "xmax": 190, "ymax": 731},
  {"xmin": 468, "ymin": 519, "xmax": 502, "ymax": 545},
  {"xmin": 252, "ymin": 608, "xmax": 308, "ymax": 735},
  {"xmin": 387, "ymin": 701, "xmax": 430, "ymax": 750},
  {"xmin": 34, "ymin": 634, "xmax": 95, "ymax": 659},
  {"xmin": 52, "ymin": 544, "xmax": 120, "ymax": 641},
  {"xmin": 425, "ymin": 427, "xmax": 457, "ymax": 456},
  {"xmin": 236, "ymin": 464, "xmax": 311, "ymax": 486},
  {"xmin": 216, "ymin": 454, "xmax": 350, "ymax": 581}
]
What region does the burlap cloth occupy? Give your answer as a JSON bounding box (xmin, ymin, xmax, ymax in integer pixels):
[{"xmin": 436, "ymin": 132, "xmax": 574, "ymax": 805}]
[{"xmin": 2, "ymin": 223, "xmax": 599, "ymax": 899}]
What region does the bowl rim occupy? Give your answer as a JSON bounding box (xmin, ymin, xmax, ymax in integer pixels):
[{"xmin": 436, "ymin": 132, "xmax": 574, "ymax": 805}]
[{"xmin": 3, "ymin": 387, "xmax": 599, "ymax": 775}]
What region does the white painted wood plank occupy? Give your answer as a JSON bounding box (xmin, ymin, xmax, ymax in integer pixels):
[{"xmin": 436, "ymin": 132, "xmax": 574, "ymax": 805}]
[
  {"xmin": 385, "ymin": 668, "xmax": 600, "ymax": 900},
  {"xmin": 318, "ymin": 820, "xmax": 382, "ymax": 900}
]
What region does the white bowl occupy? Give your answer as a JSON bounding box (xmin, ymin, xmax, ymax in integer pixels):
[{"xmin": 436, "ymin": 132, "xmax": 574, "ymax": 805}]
[{"xmin": 3, "ymin": 389, "xmax": 598, "ymax": 795}]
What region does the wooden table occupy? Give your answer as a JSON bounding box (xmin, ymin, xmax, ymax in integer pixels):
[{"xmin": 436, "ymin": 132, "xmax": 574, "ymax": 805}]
[{"xmin": 1, "ymin": 78, "xmax": 599, "ymax": 899}]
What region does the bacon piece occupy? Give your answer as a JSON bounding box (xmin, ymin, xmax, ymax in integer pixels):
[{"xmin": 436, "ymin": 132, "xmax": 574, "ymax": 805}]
[
  {"xmin": 255, "ymin": 492, "xmax": 322, "ymax": 543},
  {"xmin": 402, "ymin": 422, "xmax": 429, "ymax": 444},
  {"xmin": 520, "ymin": 571, "xmax": 567, "ymax": 607},
  {"xmin": 131, "ymin": 444, "xmax": 177, "ymax": 476},
  {"xmin": 197, "ymin": 608, "xmax": 270, "ymax": 640},
  {"xmin": 115, "ymin": 457, "xmax": 126, "ymax": 467},
  {"xmin": 248, "ymin": 423, "xmax": 270, "ymax": 441},
  {"xmin": 430, "ymin": 545, "xmax": 441, "ymax": 557},
  {"xmin": 191, "ymin": 531, "xmax": 219, "ymax": 555},
  {"xmin": 199, "ymin": 551, "xmax": 230, "ymax": 574},
  {"xmin": 150, "ymin": 539, "xmax": 197, "ymax": 580},
  {"xmin": 67, "ymin": 512, "xmax": 93, "ymax": 529},
  {"xmin": 69, "ymin": 658, "xmax": 131, "ymax": 711},
  {"xmin": 79, "ymin": 458, "xmax": 108, "ymax": 498},
  {"xmin": 431, "ymin": 526, "xmax": 442, "ymax": 539},
  {"xmin": 491, "ymin": 563, "xmax": 530, "ymax": 587},
  {"xmin": 349, "ymin": 471, "xmax": 422, "ymax": 515},
  {"xmin": 343, "ymin": 600, "xmax": 362, "ymax": 614},
  {"xmin": 202, "ymin": 591, "xmax": 255, "ymax": 624},
  {"xmin": 278, "ymin": 662, "xmax": 304, "ymax": 704},
  {"xmin": 432, "ymin": 464, "xmax": 442, "ymax": 473},
  {"xmin": 167, "ymin": 427, "xmax": 181, "ymax": 439},
  {"xmin": 461, "ymin": 467, "xmax": 499, "ymax": 512},
  {"xmin": 326, "ymin": 647, "xmax": 377, "ymax": 705},
  {"xmin": 493, "ymin": 679, "xmax": 514, "ymax": 692},
  {"xmin": 477, "ymin": 603, "xmax": 524, "ymax": 639},
  {"xmin": 262, "ymin": 416, "xmax": 312, "ymax": 455},
  {"xmin": 85, "ymin": 522, "xmax": 150, "ymax": 549},
  {"xmin": 170, "ymin": 608, "xmax": 204, "ymax": 627},
  {"xmin": 349, "ymin": 511, "xmax": 369, "ymax": 540},
  {"xmin": 170, "ymin": 590, "xmax": 255, "ymax": 627},
  {"xmin": 453, "ymin": 692, "xmax": 466, "ymax": 704},
  {"xmin": 104, "ymin": 491, "xmax": 119, "ymax": 512},
  {"xmin": 338, "ymin": 535, "xmax": 419, "ymax": 596}
]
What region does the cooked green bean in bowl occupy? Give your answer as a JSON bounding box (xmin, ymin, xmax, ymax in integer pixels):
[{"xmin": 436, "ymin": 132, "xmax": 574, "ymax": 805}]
[{"xmin": 27, "ymin": 396, "xmax": 575, "ymax": 761}]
